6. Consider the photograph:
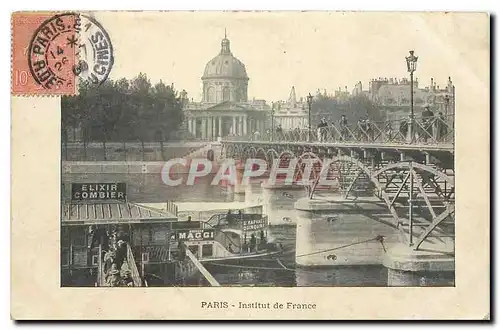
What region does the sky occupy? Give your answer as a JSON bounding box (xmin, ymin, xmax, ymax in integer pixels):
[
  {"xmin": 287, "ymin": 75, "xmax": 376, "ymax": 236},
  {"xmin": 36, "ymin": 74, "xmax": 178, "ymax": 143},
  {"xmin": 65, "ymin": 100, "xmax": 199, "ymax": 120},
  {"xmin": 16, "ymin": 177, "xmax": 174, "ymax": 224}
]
[{"xmin": 93, "ymin": 11, "xmax": 489, "ymax": 102}]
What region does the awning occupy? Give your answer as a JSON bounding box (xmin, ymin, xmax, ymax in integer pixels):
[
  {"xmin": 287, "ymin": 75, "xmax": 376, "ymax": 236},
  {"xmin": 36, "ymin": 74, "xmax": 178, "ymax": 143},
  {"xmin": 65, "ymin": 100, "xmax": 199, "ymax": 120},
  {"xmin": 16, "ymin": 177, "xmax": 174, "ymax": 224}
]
[{"xmin": 62, "ymin": 201, "xmax": 178, "ymax": 226}]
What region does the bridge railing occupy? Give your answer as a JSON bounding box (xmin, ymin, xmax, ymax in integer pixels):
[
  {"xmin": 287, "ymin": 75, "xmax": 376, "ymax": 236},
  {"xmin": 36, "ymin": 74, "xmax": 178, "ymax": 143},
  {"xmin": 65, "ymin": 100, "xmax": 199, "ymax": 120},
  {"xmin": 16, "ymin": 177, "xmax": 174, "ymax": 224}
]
[{"xmin": 226, "ymin": 115, "xmax": 454, "ymax": 145}]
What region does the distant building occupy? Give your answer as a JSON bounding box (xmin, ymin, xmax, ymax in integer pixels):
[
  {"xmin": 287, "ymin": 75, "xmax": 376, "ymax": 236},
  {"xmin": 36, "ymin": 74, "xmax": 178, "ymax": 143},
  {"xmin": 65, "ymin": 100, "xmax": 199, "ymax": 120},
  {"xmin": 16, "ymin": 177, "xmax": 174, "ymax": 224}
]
[
  {"xmin": 333, "ymin": 86, "xmax": 351, "ymax": 103},
  {"xmin": 351, "ymin": 81, "xmax": 366, "ymax": 97},
  {"xmin": 183, "ymin": 32, "xmax": 269, "ymax": 139},
  {"xmin": 273, "ymin": 86, "xmax": 309, "ymax": 130},
  {"xmin": 366, "ymin": 76, "xmax": 456, "ymax": 120}
]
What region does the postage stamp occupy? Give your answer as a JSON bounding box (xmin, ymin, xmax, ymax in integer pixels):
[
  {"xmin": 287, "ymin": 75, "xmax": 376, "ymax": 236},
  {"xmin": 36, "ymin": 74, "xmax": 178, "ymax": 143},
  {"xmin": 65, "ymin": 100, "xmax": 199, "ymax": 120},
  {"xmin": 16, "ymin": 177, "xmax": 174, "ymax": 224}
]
[
  {"xmin": 10, "ymin": 11, "xmax": 490, "ymax": 320},
  {"xmin": 12, "ymin": 12, "xmax": 113, "ymax": 96}
]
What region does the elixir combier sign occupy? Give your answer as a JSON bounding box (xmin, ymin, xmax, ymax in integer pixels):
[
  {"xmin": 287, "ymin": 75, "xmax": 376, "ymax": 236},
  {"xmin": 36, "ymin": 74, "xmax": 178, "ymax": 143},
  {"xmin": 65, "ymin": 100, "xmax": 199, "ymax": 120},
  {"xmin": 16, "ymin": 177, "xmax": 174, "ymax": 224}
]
[{"xmin": 71, "ymin": 183, "xmax": 126, "ymax": 201}]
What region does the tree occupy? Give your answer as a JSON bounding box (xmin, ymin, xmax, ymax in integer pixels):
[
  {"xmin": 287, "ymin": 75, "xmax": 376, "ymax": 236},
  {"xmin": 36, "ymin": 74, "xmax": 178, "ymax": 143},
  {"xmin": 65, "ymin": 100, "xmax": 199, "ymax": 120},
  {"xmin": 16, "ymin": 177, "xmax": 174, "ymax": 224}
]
[
  {"xmin": 61, "ymin": 74, "xmax": 184, "ymax": 142},
  {"xmin": 311, "ymin": 94, "xmax": 383, "ymax": 126}
]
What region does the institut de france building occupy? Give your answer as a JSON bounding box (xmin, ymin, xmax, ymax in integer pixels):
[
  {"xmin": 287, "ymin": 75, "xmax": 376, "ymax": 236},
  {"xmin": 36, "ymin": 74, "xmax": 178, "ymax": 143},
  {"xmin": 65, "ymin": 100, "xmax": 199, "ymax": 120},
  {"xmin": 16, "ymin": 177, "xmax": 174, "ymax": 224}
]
[{"xmin": 183, "ymin": 33, "xmax": 270, "ymax": 140}]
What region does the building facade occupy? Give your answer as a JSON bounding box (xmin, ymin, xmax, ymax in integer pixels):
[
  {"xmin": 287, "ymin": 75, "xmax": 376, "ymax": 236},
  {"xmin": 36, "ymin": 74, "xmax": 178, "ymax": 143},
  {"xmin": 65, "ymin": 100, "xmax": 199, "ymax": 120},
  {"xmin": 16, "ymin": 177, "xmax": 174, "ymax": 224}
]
[
  {"xmin": 183, "ymin": 33, "xmax": 269, "ymax": 140},
  {"xmin": 273, "ymin": 86, "xmax": 309, "ymax": 130},
  {"xmin": 365, "ymin": 77, "xmax": 456, "ymax": 120}
]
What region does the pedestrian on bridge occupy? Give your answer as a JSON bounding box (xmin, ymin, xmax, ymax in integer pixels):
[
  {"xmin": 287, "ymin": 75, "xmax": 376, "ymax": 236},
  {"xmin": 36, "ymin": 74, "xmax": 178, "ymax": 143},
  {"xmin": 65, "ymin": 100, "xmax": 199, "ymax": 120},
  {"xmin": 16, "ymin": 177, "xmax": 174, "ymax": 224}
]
[
  {"xmin": 317, "ymin": 118, "xmax": 328, "ymax": 142},
  {"xmin": 385, "ymin": 120, "xmax": 394, "ymax": 141},
  {"xmin": 399, "ymin": 119, "xmax": 408, "ymax": 140},
  {"xmin": 339, "ymin": 115, "xmax": 348, "ymax": 141},
  {"xmin": 276, "ymin": 124, "xmax": 283, "ymax": 141},
  {"xmin": 436, "ymin": 112, "xmax": 448, "ymax": 141},
  {"xmin": 365, "ymin": 118, "xmax": 373, "ymax": 141},
  {"xmin": 357, "ymin": 119, "xmax": 367, "ymax": 141},
  {"xmin": 421, "ymin": 105, "xmax": 435, "ymax": 142}
]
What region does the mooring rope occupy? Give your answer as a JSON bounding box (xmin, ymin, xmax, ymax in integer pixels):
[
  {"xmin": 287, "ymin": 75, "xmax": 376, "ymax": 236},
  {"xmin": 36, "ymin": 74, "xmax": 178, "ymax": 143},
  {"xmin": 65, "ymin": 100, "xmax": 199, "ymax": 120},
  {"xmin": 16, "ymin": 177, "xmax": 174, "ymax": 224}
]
[
  {"xmin": 208, "ymin": 259, "xmax": 341, "ymax": 276},
  {"xmin": 295, "ymin": 235, "xmax": 386, "ymax": 258},
  {"xmin": 209, "ymin": 263, "xmax": 292, "ymax": 271}
]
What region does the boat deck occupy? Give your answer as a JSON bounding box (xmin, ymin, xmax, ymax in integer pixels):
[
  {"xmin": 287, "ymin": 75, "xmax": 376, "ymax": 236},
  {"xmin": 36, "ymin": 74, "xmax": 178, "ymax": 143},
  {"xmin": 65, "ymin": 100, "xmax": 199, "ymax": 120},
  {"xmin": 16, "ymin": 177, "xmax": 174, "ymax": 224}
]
[{"xmin": 61, "ymin": 201, "xmax": 178, "ymax": 226}]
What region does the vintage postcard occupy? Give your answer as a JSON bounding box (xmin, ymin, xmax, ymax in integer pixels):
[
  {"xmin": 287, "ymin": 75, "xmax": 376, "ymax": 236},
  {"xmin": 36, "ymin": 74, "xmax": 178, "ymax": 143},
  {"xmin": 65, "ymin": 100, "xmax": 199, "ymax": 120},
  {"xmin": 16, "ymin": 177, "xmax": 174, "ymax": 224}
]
[{"xmin": 11, "ymin": 11, "xmax": 490, "ymax": 320}]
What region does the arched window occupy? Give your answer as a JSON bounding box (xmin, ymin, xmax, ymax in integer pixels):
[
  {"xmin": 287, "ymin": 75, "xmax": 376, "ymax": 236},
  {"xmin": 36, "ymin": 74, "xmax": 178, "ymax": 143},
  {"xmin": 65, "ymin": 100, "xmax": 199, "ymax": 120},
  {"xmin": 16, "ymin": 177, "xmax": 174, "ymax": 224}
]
[
  {"xmin": 206, "ymin": 87, "xmax": 215, "ymax": 103},
  {"xmin": 223, "ymin": 87, "xmax": 230, "ymax": 102}
]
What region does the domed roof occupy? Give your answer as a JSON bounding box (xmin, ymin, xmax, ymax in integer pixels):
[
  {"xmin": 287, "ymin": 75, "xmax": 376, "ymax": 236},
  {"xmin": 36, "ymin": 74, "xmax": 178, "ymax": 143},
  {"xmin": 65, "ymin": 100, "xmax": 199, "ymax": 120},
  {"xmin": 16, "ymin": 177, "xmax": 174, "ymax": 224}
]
[{"xmin": 202, "ymin": 35, "xmax": 249, "ymax": 80}]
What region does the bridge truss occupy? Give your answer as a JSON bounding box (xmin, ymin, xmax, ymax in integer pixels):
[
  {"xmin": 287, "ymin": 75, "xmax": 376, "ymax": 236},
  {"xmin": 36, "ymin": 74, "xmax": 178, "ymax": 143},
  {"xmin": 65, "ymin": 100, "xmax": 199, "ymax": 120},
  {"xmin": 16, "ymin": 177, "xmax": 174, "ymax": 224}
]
[{"xmin": 222, "ymin": 134, "xmax": 455, "ymax": 251}]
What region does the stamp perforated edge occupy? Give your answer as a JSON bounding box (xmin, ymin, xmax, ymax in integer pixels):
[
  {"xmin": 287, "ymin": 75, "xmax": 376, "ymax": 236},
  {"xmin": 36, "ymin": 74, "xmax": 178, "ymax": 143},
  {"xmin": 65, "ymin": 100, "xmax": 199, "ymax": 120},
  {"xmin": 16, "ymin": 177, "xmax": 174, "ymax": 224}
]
[
  {"xmin": 11, "ymin": 11, "xmax": 76, "ymax": 97},
  {"xmin": 10, "ymin": 11, "xmax": 109, "ymax": 97}
]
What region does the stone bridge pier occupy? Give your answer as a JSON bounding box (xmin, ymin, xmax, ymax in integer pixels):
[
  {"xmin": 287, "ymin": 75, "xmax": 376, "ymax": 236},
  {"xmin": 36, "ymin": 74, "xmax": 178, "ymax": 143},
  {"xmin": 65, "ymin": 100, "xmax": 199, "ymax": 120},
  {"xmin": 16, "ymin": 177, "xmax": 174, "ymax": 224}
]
[
  {"xmin": 261, "ymin": 181, "xmax": 307, "ymax": 226},
  {"xmin": 294, "ymin": 196, "xmax": 454, "ymax": 287}
]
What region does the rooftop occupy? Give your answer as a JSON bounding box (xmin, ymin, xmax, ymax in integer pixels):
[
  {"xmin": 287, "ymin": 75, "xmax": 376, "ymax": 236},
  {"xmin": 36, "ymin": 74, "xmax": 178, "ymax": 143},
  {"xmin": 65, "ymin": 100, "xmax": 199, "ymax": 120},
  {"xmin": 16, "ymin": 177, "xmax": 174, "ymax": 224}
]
[{"xmin": 62, "ymin": 201, "xmax": 178, "ymax": 226}]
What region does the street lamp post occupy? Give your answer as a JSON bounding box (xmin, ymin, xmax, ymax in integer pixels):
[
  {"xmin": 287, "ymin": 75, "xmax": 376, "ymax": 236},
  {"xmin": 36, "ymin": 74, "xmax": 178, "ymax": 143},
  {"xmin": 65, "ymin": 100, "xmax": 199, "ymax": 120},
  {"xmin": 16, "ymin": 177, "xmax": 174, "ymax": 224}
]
[
  {"xmin": 444, "ymin": 94, "xmax": 450, "ymax": 118},
  {"xmin": 271, "ymin": 102, "xmax": 275, "ymax": 141},
  {"xmin": 405, "ymin": 50, "xmax": 418, "ymax": 143},
  {"xmin": 307, "ymin": 93, "xmax": 313, "ymax": 142}
]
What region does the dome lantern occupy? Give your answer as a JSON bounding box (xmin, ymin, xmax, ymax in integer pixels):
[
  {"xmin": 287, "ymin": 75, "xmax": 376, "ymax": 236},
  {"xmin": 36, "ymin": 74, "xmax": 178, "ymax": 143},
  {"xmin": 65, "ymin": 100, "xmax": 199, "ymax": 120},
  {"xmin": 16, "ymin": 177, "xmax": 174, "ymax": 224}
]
[{"xmin": 220, "ymin": 28, "xmax": 231, "ymax": 55}]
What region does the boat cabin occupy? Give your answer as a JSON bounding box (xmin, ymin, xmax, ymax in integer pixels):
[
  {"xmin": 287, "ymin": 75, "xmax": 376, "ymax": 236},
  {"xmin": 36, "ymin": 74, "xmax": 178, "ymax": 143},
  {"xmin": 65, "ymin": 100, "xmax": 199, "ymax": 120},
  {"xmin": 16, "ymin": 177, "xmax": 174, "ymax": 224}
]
[
  {"xmin": 61, "ymin": 182, "xmax": 183, "ymax": 286},
  {"xmin": 165, "ymin": 203, "xmax": 277, "ymax": 262}
]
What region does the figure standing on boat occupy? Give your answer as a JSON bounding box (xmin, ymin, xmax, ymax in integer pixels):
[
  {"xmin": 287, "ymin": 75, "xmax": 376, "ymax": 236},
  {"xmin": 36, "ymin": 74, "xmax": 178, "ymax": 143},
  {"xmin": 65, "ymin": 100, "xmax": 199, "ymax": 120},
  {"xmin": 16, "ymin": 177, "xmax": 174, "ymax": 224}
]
[{"xmin": 250, "ymin": 234, "xmax": 257, "ymax": 252}]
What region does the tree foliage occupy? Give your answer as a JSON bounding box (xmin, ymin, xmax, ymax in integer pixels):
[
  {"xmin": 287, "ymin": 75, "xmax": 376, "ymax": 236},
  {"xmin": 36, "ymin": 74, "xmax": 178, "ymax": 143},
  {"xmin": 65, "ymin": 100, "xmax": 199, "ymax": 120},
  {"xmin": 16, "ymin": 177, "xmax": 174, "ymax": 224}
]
[
  {"xmin": 61, "ymin": 73, "xmax": 184, "ymax": 142},
  {"xmin": 311, "ymin": 94, "xmax": 384, "ymax": 126}
]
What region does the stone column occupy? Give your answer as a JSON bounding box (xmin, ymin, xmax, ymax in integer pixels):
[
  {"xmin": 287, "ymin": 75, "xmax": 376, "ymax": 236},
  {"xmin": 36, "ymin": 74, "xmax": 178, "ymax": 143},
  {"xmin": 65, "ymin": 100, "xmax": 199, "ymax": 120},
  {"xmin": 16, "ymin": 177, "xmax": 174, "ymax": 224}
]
[
  {"xmin": 238, "ymin": 116, "xmax": 243, "ymax": 136},
  {"xmin": 232, "ymin": 116, "xmax": 236, "ymax": 135},
  {"xmin": 207, "ymin": 117, "xmax": 212, "ymax": 140},
  {"xmin": 188, "ymin": 119, "xmax": 192, "ymax": 134},
  {"xmin": 243, "ymin": 115, "xmax": 248, "ymax": 135},
  {"xmin": 201, "ymin": 118, "xmax": 207, "ymax": 139},
  {"xmin": 212, "ymin": 117, "xmax": 216, "ymax": 140},
  {"xmin": 192, "ymin": 119, "xmax": 197, "ymax": 138},
  {"xmin": 218, "ymin": 117, "xmax": 222, "ymax": 137}
]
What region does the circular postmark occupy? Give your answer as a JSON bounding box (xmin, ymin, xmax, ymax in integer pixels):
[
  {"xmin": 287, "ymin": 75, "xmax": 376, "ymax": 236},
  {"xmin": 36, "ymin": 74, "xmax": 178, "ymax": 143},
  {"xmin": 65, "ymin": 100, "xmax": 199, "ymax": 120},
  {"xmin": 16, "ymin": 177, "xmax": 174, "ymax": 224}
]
[{"xmin": 28, "ymin": 13, "xmax": 114, "ymax": 91}]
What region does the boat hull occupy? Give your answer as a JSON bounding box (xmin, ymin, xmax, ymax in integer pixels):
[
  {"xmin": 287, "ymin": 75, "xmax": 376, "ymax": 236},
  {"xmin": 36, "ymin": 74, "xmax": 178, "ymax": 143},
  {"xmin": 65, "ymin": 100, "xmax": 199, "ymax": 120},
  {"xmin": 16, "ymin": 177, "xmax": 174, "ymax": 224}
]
[{"xmin": 201, "ymin": 249, "xmax": 292, "ymax": 269}]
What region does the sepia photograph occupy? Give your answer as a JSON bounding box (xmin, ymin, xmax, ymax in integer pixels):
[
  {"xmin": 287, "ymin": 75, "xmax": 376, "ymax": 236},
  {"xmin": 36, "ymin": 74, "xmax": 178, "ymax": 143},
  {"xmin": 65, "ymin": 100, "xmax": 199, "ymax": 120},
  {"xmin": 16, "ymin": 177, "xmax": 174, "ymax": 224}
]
[
  {"xmin": 52, "ymin": 12, "xmax": 458, "ymax": 288},
  {"xmin": 10, "ymin": 10, "xmax": 489, "ymax": 319}
]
